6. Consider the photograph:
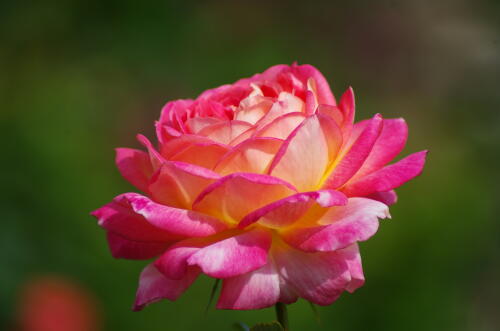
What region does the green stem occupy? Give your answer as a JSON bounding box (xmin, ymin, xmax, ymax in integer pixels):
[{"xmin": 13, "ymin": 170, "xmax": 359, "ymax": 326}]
[{"xmin": 275, "ymin": 302, "xmax": 289, "ymax": 331}]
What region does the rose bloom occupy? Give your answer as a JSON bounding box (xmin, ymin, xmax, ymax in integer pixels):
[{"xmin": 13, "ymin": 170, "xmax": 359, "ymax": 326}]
[{"xmin": 91, "ymin": 64, "xmax": 426, "ymax": 310}]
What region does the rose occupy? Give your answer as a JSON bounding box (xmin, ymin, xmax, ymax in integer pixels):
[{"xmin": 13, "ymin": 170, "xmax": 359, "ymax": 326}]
[{"xmin": 91, "ymin": 64, "xmax": 426, "ymax": 310}]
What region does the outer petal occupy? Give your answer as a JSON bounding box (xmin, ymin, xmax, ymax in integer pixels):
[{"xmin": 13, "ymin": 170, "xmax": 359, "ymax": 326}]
[
  {"xmin": 323, "ymin": 114, "xmax": 383, "ymax": 189},
  {"xmin": 91, "ymin": 197, "xmax": 175, "ymax": 242},
  {"xmin": 133, "ymin": 264, "xmax": 199, "ymax": 311},
  {"xmin": 269, "ymin": 114, "xmax": 342, "ymax": 191},
  {"xmin": 342, "ymin": 150, "xmax": 428, "ymax": 197},
  {"xmin": 367, "ymin": 190, "xmax": 398, "ymax": 206},
  {"xmin": 187, "ymin": 228, "xmax": 272, "ymax": 278},
  {"xmin": 239, "ymin": 190, "xmax": 348, "ymax": 229},
  {"xmin": 125, "ymin": 193, "xmax": 228, "ymax": 237},
  {"xmin": 192, "ymin": 173, "xmax": 296, "ymax": 223},
  {"xmin": 272, "ymin": 243, "xmax": 350, "ymax": 305},
  {"xmin": 155, "ymin": 228, "xmax": 272, "ymax": 279},
  {"xmin": 149, "ymin": 161, "xmax": 220, "ymax": 209},
  {"xmin": 351, "ymin": 118, "xmax": 408, "ymax": 180},
  {"xmin": 115, "ymin": 148, "xmax": 153, "ymax": 193},
  {"xmin": 214, "ymin": 137, "xmax": 283, "ymax": 175},
  {"xmin": 217, "ymin": 261, "xmax": 280, "ymax": 310},
  {"xmin": 282, "ymin": 198, "xmax": 390, "ymax": 252},
  {"xmin": 154, "ymin": 236, "xmax": 212, "ymax": 279},
  {"xmin": 337, "ymin": 244, "xmax": 365, "ymax": 293},
  {"xmin": 106, "ymin": 232, "xmax": 171, "ymax": 260}
]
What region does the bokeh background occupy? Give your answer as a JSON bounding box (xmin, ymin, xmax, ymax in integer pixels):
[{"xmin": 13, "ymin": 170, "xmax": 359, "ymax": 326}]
[{"xmin": 2, "ymin": 0, "xmax": 499, "ymax": 330}]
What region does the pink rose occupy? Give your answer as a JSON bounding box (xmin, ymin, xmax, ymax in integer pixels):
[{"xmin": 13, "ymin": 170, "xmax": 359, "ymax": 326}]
[{"xmin": 91, "ymin": 64, "xmax": 427, "ymax": 310}]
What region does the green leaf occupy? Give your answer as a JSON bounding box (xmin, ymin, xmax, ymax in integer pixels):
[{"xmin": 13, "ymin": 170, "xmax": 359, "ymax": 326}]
[{"xmin": 250, "ymin": 321, "xmax": 284, "ymax": 331}]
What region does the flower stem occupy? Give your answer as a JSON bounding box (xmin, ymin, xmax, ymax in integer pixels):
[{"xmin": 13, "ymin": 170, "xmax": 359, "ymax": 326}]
[{"xmin": 275, "ymin": 302, "xmax": 289, "ymax": 331}]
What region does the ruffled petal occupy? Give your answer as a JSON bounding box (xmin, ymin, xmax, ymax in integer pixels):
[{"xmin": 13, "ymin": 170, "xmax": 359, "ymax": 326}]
[
  {"xmin": 133, "ymin": 264, "xmax": 199, "ymax": 311},
  {"xmin": 342, "ymin": 150, "xmax": 428, "ymax": 197},
  {"xmin": 282, "ymin": 198, "xmax": 390, "ymax": 252},
  {"xmin": 239, "ymin": 190, "xmax": 347, "ymax": 229},
  {"xmin": 192, "ymin": 173, "xmax": 296, "ymax": 223}
]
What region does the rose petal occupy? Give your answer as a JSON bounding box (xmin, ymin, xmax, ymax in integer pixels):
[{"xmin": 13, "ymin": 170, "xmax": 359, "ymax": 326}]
[
  {"xmin": 214, "ymin": 137, "xmax": 283, "ymax": 175},
  {"xmin": 198, "ymin": 120, "xmax": 253, "ymax": 145},
  {"xmin": 192, "ymin": 173, "xmax": 296, "ymax": 223},
  {"xmin": 137, "ymin": 134, "xmax": 164, "ymax": 170},
  {"xmin": 270, "ymin": 114, "xmax": 342, "ymax": 191},
  {"xmin": 155, "ymin": 228, "xmax": 272, "ymax": 279},
  {"xmin": 342, "ymin": 150, "xmax": 428, "ymax": 197},
  {"xmin": 160, "ymin": 134, "xmax": 228, "ymax": 158},
  {"xmin": 323, "ymin": 114, "xmax": 383, "ymax": 189},
  {"xmin": 255, "ymin": 112, "xmax": 306, "ymax": 140},
  {"xmin": 291, "ymin": 64, "xmax": 337, "ymax": 106},
  {"xmin": 185, "ymin": 117, "xmax": 225, "ymax": 134},
  {"xmin": 133, "ymin": 264, "xmax": 199, "ymax": 311},
  {"xmin": 352, "ymin": 118, "xmax": 408, "ymax": 180},
  {"xmin": 366, "ymin": 190, "xmax": 398, "ymax": 206},
  {"xmin": 115, "ymin": 148, "xmax": 153, "ymax": 193},
  {"xmin": 338, "ymin": 87, "xmax": 355, "ymax": 136},
  {"xmin": 91, "ymin": 197, "xmax": 174, "ymax": 242},
  {"xmin": 187, "ymin": 228, "xmax": 272, "ymax": 278},
  {"xmin": 282, "ymin": 198, "xmax": 390, "ymax": 252},
  {"xmin": 149, "ymin": 161, "xmax": 220, "ymax": 209},
  {"xmin": 217, "ymin": 262, "xmax": 280, "ymax": 310},
  {"xmin": 239, "ymin": 190, "xmax": 348, "ymax": 229},
  {"xmin": 256, "ymin": 92, "xmax": 305, "ymax": 128},
  {"xmin": 106, "ymin": 232, "xmax": 170, "ymax": 260},
  {"xmin": 337, "ymin": 244, "xmax": 365, "ymax": 293},
  {"xmin": 272, "ymin": 243, "xmax": 350, "ymax": 305},
  {"xmin": 124, "ymin": 193, "xmax": 228, "ymax": 237}
]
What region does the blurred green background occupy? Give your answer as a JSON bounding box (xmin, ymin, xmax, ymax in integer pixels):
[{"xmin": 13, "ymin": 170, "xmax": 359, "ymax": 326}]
[{"xmin": 2, "ymin": 0, "xmax": 499, "ymax": 330}]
